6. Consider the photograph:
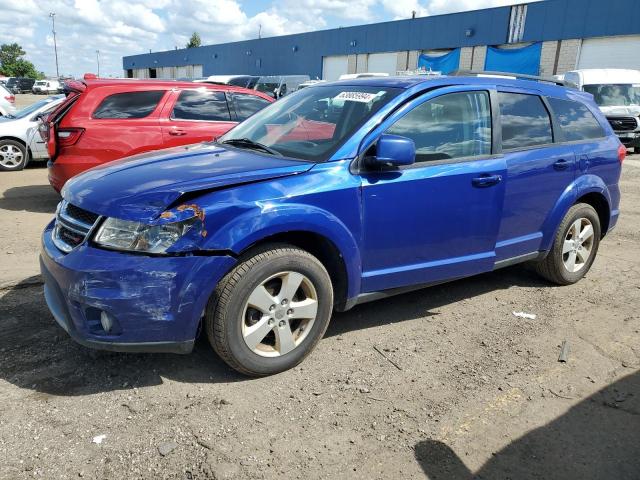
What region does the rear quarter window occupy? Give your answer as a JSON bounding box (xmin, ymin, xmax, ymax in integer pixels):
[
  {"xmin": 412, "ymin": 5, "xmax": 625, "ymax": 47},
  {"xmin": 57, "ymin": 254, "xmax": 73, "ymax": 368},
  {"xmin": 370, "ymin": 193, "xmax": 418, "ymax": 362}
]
[
  {"xmin": 93, "ymin": 91, "xmax": 165, "ymax": 119},
  {"xmin": 499, "ymin": 92, "xmax": 553, "ymax": 150},
  {"xmin": 547, "ymin": 97, "xmax": 605, "ymax": 141},
  {"xmin": 171, "ymin": 90, "xmax": 231, "ymax": 121}
]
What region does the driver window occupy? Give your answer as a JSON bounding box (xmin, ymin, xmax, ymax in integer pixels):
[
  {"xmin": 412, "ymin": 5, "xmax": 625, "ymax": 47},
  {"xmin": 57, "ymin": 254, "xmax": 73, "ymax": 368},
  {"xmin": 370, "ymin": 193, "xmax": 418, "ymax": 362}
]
[{"xmin": 386, "ymin": 91, "xmax": 492, "ymax": 163}]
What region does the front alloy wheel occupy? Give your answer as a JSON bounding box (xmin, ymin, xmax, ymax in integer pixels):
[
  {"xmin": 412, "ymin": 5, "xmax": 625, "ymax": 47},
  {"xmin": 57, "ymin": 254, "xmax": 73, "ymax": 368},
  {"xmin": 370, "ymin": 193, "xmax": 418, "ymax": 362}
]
[
  {"xmin": 0, "ymin": 140, "xmax": 27, "ymax": 171},
  {"xmin": 242, "ymin": 271, "xmax": 319, "ymax": 357},
  {"xmin": 206, "ymin": 244, "xmax": 333, "ymax": 376}
]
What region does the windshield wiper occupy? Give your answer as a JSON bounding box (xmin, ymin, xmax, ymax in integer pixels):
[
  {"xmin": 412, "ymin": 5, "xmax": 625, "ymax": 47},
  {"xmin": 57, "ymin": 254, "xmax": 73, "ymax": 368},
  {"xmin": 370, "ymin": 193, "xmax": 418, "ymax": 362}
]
[{"xmin": 220, "ymin": 138, "xmax": 282, "ymax": 157}]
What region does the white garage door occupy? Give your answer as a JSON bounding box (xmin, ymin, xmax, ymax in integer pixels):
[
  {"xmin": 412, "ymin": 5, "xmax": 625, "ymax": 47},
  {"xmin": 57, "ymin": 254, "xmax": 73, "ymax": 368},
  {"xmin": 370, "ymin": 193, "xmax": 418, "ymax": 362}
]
[
  {"xmin": 578, "ymin": 35, "xmax": 640, "ymax": 70},
  {"xmin": 323, "ymin": 55, "xmax": 348, "ymax": 81},
  {"xmin": 367, "ymin": 52, "xmax": 398, "ymax": 75}
]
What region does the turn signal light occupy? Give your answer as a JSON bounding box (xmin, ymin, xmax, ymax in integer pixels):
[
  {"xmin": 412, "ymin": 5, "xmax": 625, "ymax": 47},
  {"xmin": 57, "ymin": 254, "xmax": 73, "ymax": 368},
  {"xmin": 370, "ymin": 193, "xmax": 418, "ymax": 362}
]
[{"xmin": 618, "ymin": 143, "xmax": 627, "ymax": 163}]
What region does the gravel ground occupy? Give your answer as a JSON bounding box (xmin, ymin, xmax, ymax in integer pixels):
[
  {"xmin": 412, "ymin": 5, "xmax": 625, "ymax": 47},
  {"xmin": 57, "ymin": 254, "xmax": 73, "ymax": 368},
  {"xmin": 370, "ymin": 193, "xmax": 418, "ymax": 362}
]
[{"xmin": 0, "ymin": 152, "xmax": 639, "ymax": 478}]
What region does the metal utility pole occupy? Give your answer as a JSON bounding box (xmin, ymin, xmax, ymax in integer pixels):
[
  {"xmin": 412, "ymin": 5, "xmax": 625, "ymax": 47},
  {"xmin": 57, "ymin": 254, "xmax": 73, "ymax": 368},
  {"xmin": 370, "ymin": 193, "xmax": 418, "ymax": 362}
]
[
  {"xmin": 258, "ymin": 24, "xmax": 262, "ymax": 39},
  {"xmin": 49, "ymin": 12, "xmax": 60, "ymax": 78},
  {"xmin": 96, "ymin": 50, "xmax": 100, "ymax": 76}
]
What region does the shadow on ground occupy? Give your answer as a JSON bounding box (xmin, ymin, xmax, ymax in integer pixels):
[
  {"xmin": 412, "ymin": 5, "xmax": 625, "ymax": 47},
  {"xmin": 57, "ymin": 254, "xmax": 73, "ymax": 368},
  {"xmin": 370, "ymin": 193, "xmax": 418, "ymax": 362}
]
[
  {"xmin": 0, "ymin": 184, "xmax": 59, "ymax": 213},
  {"xmin": 0, "ymin": 265, "xmax": 553, "ymax": 396},
  {"xmin": 415, "ymin": 371, "xmax": 640, "ymax": 479}
]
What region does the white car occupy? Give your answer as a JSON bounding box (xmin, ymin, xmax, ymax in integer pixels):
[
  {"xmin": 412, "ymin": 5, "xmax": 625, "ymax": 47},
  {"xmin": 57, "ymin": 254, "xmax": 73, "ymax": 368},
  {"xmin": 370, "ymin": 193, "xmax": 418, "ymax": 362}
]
[
  {"xmin": 0, "ymin": 95, "xmax": 64, "ymax": 171},
  {"xmin": 32, "ymin": 79, "xmax": 61, "ymax": 94},
  {"xmin": 564, "ymin": 69, "xmax": 640, "ymax": 153},
  {"xmin": 0, "ymin": 83, "xmax": 17, "ymax": 118}
]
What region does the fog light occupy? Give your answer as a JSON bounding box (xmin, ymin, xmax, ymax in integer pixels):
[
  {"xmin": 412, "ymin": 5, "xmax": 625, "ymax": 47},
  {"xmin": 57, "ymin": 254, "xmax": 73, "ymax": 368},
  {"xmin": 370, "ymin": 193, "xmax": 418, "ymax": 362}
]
[{"xmin": 100, "ymin": 311, "xmax": 113, "ymax": 333}]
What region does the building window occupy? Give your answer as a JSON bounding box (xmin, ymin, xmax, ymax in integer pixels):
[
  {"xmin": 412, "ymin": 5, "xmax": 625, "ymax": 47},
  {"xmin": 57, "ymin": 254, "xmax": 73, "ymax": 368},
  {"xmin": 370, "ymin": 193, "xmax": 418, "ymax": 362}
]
[{"xmin": 507, "ymin": 4, "xmax": 528, "ymax": 44}]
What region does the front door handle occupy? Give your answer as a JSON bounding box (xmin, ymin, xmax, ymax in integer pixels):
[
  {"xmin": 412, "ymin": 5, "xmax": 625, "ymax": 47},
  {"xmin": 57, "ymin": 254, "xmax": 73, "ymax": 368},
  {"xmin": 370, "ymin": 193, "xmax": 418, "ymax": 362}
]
[
  {"xmin": 472, "ymin": 174, "xmax": 502, "ymax": 188},
  {"xmin": 169, "ymin": 127, "xmax": 187, "ymax": 136},
  {"xmin": 554, "ymin": 158, "xmax": 571, "ymax": 170}
]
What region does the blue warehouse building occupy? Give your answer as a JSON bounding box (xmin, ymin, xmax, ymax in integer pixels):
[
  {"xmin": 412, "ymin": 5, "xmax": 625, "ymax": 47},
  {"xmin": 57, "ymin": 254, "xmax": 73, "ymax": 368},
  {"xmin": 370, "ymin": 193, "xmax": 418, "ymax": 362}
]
[{"xmin": 123, "ymin": 0, "xmax": 640, "ymax": 81}]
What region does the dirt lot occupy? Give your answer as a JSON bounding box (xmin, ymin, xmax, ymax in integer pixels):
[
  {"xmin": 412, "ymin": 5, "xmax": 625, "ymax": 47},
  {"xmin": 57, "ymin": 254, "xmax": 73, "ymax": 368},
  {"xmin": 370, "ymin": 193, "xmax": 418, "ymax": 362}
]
[{"xmin": 1, "ymin": 153, "xmax": 639, "ymax": 478}]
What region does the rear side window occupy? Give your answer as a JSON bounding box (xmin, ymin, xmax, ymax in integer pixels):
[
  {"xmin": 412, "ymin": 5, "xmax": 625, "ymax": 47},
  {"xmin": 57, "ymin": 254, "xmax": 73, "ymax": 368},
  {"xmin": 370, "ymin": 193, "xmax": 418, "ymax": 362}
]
[
  {"xmin": 386, "ymin": 91, "xmax": 492, "ymax": 163},
  {"xmin": 233, "ymin": 94, "xmax": 272, "ymax": 121},
  {"xmin": 499, "ymin": 92, "xmax": 553, "ymax": 150},
  {"xmin": 172, "ymin": 90, "xmax": 231, "ymax": 121},
  {"xmin": 547, "ymin": 97, "xmax": 605, "ymax": 141},
  {"xmin": 93, "ymin": 91, "xmax": 165, "ymax": 119}
]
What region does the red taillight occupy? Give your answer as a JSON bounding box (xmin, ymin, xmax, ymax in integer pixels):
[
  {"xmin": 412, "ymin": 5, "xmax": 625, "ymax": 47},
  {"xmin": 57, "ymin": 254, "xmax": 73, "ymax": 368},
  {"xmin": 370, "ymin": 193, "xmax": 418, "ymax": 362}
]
[
  {"xmin": 4, "ymin": 95, "xmax": 14, "ymax": 104},
  {"xmin": 57, "ymin": 128, "xmax": 84, "ymax": 147},
  {"xmin": 618, "ymin": 143, "xmax": 627, "ymax": 163}
]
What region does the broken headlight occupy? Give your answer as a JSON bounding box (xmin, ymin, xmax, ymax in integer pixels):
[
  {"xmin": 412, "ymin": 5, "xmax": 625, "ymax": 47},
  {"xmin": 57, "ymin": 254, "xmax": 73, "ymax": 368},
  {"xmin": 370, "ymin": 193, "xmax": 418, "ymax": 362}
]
[{"xmin": 93, "ymin": 217, "xmax": 198, "ymax": 254}]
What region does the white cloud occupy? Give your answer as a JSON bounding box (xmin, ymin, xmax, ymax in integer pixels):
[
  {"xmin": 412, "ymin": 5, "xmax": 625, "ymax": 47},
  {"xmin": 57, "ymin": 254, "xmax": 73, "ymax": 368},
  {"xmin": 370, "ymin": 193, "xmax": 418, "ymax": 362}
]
[{"xmin": 0, "ymin": 0, "xmax": 541, "ymax": 78}]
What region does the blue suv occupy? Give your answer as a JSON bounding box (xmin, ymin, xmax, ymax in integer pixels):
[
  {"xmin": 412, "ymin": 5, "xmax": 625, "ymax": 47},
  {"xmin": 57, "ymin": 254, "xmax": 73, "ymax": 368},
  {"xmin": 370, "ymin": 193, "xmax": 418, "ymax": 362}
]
[{"xmin": 40, "ymin": 74, "xmax": 624, "ymax": 376}]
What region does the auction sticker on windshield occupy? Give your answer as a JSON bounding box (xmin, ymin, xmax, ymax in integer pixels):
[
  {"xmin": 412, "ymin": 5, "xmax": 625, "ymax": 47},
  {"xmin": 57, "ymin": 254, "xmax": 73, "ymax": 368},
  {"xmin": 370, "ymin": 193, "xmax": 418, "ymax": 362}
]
[{"xmin": 334, "ymin": 91, "xmax": 379, "ymax": 103}]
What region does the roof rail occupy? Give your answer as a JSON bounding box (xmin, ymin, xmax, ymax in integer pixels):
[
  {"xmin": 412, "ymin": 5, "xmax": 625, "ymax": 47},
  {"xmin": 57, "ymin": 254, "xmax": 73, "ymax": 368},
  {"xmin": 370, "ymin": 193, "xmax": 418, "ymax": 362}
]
[{"xmin": 451, "ymin": 70, "xmax": 565, "ymax": 86}]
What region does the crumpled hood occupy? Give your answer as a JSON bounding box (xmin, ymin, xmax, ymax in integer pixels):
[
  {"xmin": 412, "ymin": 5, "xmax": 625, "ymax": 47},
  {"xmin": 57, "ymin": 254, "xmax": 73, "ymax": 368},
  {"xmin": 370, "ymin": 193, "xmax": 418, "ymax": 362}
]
[
  {"xmin": 63, "ymin": 142, "xmax": 313, "ymax": 222},
  {"xmin": 600, "ymin": 105, "xmax": 640, "ymax": 117}
]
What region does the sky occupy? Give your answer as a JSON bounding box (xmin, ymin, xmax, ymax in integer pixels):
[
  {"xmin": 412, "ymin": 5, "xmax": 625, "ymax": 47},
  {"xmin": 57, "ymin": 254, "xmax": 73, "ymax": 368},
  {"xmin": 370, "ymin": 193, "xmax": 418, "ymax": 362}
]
[{"xmin": 0, "ymin": 0, "xmax": 538, "ymax": 78}]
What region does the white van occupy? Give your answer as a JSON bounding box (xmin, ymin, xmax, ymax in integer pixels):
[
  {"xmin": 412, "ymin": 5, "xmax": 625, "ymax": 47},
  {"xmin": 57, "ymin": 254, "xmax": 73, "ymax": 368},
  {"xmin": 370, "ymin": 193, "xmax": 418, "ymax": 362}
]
[
  {"xmin": 32, "ymin": 79, "xmax": 61, "ymax": 94},
  {"xmin": 564, "ymin": 69, "xmax": 640, "ymax": 153}
]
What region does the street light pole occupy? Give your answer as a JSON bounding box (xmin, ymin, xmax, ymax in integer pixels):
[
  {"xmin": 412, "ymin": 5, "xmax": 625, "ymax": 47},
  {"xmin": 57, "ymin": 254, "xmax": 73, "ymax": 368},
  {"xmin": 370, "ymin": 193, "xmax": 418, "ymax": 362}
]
[
  {"xmin": 96, "ymin": 50, "xmax": 100, "ymax": 77},
  {"xmin": 49, "ymin": 12, "xmax": 60, "ymax": 78}
]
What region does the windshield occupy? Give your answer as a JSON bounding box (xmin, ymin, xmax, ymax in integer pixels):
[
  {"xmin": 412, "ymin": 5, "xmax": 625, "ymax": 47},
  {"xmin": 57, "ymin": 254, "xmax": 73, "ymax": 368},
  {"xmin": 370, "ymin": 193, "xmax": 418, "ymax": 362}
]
[
  {"xmin": 219, "ymin": 85, "xmax": 402, "ymax": 161},
  {"xmin": 583, "ymin": 84, "xmax": 640, "ymax": 107},
  {"xmin": 6, "ymin": 79, "xmax": 17, "ymax": 87},
  {"xmin": 35, "ymin": 81, "xmax": 46, "ymax": 86},
  {"xmin": 12, "ymin": 97, "xmax": 61, "ymax": 119}
]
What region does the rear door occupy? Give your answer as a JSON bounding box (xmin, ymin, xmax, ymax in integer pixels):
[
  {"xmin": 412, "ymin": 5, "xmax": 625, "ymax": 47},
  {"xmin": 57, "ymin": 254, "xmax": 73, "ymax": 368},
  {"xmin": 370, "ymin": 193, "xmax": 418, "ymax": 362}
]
[
  {"xmin": 360, "ymin": 87, "xmax": 506, "ymax": 292},
  {"xmin": 161, "ymin": 88, "xmax": 237, "ymax": 146},
  {"xmin": 495, "ymin": 89, "xmax": 576, "ymax": 262}
]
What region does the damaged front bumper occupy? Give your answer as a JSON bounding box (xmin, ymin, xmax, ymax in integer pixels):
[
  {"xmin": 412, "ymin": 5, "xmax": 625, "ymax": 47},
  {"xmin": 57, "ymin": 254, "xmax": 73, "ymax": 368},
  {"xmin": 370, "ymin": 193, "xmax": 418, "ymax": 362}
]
[{"xmin": 40, "ymin": 220, "xmax": 236, "ymax": 354}]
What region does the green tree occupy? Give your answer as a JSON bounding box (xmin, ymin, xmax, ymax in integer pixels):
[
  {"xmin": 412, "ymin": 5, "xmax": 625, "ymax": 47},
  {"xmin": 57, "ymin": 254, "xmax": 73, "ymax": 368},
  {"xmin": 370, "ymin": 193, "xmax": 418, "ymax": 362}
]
[
  {"xmin": 0, "ymin": 43, "xmax": 44, "ymax": 79},
  {"xmin": 186, "ymin": 32, "xmax": 201, "ymax": 48}
]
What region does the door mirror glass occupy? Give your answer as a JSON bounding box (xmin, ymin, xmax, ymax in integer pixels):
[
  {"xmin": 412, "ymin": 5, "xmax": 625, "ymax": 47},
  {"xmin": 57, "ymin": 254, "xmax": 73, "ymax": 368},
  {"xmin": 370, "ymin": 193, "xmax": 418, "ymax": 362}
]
[{"xmin": 371, "ymin": 134, "xmax": 415, "ymax": 167}]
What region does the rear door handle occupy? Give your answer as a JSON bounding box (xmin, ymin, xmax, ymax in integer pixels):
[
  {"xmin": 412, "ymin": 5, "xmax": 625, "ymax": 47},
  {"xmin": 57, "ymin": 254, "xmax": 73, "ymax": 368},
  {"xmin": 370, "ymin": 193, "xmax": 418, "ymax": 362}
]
[
  {"xmin": 169, "ymin": 127, "xmax": 187, "ymax": 136},
  {"xmin": 472, "ymin": 174, "xmax": 502, "ymax": 188},
  {"xmin": 554, "ymin": 158, "xmax": 571, "ymax": 170}
]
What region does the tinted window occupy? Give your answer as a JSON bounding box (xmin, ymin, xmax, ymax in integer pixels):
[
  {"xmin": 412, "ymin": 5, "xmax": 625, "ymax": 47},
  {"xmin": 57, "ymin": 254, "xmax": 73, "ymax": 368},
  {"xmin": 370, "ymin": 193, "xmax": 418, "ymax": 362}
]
[
  {"xmin": 172, "ymin": 90, "xmax": 231, "ymax": 121},
  {"xmin": 386, "ymin": 91, "xmax": 492, "ymax": 162},
  {"xmin": 233, "ymin": 94, "xmax": 271, "ymax": 121},
  {"xmin": 499, "ymin": 92, "xmax": 552, "ymax": 150},
  {"xmin": 547, "ymin": 97, "xmax": 605, "ymax": 141},
  {"xmin": 93, "ymin": 91, "xmax": 165, "ymax": 119}
]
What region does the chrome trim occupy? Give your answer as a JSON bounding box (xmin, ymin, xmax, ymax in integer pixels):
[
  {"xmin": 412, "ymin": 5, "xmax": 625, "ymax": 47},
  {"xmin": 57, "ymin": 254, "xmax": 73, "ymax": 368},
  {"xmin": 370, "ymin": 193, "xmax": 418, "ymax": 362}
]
[{"xmin": 52, "ymin": 200, "xmax": 101, "ymax": 254}]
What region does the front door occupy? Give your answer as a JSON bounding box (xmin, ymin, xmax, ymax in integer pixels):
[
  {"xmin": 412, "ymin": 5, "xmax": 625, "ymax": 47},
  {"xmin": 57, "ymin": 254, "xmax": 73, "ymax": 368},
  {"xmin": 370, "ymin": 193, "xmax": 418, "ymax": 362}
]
[{"xmin": 359, "ymin": 89, "xmax": 506, "ymax": 293}]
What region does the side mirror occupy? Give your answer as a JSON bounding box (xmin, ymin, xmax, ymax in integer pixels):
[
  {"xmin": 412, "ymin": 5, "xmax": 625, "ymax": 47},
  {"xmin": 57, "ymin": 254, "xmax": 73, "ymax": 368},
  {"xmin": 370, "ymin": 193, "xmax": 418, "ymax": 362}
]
[{"xmin": 371, "ymin": 134, "xmax": 415, "ymax": 167}]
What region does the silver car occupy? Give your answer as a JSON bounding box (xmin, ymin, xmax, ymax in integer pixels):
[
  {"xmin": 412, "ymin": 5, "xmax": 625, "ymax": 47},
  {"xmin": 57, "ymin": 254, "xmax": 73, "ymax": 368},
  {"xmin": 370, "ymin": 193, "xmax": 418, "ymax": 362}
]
[{"xmin": 0, "ymin": 95, "xmax": 64, "ymax": 171}]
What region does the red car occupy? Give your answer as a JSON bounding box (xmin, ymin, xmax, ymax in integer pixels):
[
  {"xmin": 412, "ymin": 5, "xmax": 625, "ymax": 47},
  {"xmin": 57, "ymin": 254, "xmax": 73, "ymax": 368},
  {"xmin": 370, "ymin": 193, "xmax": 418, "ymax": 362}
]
[{"xmin": 44, "ymin": 75, "xmax": 274, "ymax": 191}]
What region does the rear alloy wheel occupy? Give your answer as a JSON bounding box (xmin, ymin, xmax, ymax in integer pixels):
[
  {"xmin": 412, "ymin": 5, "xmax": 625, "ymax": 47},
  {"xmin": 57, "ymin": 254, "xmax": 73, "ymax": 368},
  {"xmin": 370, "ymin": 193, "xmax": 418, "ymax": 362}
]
[
  {"xmin": 206, "ymin": 244, "xmax": 333, "ymax": 376},
  {"xmin": 0, "ymin": 140, "xmax": 27, "ymax": 171},
  {"xmin": 535, "ymin": 203, "xmax": 601, "ymax": 285}
]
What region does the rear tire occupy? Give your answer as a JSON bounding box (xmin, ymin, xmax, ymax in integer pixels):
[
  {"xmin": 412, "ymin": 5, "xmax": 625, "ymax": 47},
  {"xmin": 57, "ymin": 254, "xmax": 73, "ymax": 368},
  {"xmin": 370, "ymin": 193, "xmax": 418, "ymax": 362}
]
[
  {"xmin": 206, "ymin": 244, "xmax": 333, "ymax": 376},
  {"xmin": 535, "ymin": 203, "xmax": 601, "ymax": 285},
  {"xmin": 0, "ymin": 139, "xmax": 27, "ymax": 171}
]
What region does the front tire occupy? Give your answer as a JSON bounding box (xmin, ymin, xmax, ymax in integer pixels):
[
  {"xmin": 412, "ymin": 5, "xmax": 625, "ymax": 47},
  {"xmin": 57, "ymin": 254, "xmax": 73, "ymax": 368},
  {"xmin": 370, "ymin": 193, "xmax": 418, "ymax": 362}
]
[
  {"xmin": 0, "ymin": 139, "xmax": 27, "ymax": 171},
  {"xmin": 206, "ymin": 244, "xmax": 334, "ymax": 376},
  {"xmin": 535, "ymin": 203, "xmax": 601, "ymax": 285}
]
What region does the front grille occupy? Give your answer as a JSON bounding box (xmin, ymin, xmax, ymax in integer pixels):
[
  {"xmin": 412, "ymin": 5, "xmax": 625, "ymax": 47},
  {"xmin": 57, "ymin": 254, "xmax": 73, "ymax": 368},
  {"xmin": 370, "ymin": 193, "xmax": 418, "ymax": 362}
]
[
  {"xmin": 52, "ymin": 201, "xmax": 101, "ymax": 253},
  {"xmin": 607, "ymin": 116, "xmax": 638, "ymax": 132}
]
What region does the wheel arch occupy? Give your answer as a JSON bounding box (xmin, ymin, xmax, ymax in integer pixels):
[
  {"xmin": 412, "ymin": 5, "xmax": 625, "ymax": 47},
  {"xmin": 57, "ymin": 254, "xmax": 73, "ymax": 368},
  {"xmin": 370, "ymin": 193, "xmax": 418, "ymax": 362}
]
[
  {"xmin": 201, "ymin": 205, "xmax": 363, "ymax": 308},
  {"xmin": 540, "ymin": 175, "xmax": 612, "ymax": 252},
  {"xmin": 239, "ymin": 231, "xmax": 351, "ymax": 311}
]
